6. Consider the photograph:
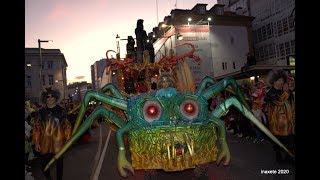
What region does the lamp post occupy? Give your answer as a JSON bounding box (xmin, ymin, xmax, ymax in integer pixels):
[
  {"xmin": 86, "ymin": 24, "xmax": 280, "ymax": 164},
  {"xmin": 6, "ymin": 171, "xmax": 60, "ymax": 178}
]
[
  {"xmin": 38, "ymin": 39, "xmax": 53, "ymax": 103},
  {"xmin": 55, "ymin": 79, "xmax": 65, "ymax": 100},
  {"xmin": 116, "ymin": 34, "xmax": 120, "ymax": 54}
]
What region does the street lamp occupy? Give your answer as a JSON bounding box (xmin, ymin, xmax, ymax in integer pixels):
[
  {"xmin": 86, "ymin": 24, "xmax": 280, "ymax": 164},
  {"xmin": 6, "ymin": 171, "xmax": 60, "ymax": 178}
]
[
  {"xmin": 38, "ymin": 39, "xmax": 53, "ymax": 102},
  {"xmin": 187, "ymin": 18, "xmax": 192, "ymax": 26},
  {"xmin": 207, "ymin": 17, "xmax": 212, "ymax": 26},
  {"xmin": 55, "ymin": 79, "xmax": 65, "ymax": 100},
  {"xmin": 116, "ymin": 34, "xmax": 120, "ymax": 54}
]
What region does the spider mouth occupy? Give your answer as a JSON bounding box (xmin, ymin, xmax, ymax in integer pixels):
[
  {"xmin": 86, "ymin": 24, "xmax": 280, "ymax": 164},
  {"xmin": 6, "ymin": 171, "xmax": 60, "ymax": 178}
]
[{"xmin": 128, "ymin": 125, "xmax": 218, "ymax": 171}]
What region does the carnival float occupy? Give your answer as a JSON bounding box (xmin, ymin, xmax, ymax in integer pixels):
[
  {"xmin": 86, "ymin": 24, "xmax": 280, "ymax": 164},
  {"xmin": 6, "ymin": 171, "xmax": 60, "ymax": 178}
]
[{"xmin": 44, "ymin": 39, "xmax": 294, "ymax": 178}]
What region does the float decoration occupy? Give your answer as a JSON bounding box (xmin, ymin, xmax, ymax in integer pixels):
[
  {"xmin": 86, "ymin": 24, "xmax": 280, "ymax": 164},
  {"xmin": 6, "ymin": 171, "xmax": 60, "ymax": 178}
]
[{"xmin": 45, "ymin": 71, "xmax": 294, "ymax": 177}]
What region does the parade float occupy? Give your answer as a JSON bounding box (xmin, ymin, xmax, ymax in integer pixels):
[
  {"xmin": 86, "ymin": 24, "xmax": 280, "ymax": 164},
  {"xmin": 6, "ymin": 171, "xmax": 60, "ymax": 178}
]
[{"xmin": 44, "ymin": 39, "xmax": 294, "ymax": 178}]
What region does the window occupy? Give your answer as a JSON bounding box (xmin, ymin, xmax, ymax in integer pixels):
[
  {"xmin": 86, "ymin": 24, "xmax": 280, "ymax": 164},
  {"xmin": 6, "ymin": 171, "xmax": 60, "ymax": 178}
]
[
  {"xmin": 266, "ymin": 23, "xmax": 272, "ymax": 39},
  {"xmin": 262, "ymin": 26, "xmax": 266, "ymax": 41},
  {"xmin": 222, "ymin": 62, "xmax": 224, "ymax": 70},
  {"xmin": 233, "ymin": 62, "xmax": 236, "ymax": 69},
  {"xmin": 259, "ymin": 46, "xmax": 264, "ymax": 60},
  {"xmin": 277, "ymin": 20, "xmax": 282, "ymax": 37},
  {"xmin": 42, "ymin": 75, "xmax": 46, "ymax": 86},
  {"xmin": 264, "ymin": 45, "xmax": 269, "ymax": 59},
  {"xmin": 48, "ymin": 75, "xmax": 54, "ymax": 85},
  {"xmin": 273, "ymin": 22, "xmax": 277, "ymax": 37},
  {"xmin": 257, "ymin": 28, "xmax": 262, "ymax": 42},
  {"xmin": 279, "ymin": 43, "xmax": 285, "ymax": 57},
  {"xmin": 26, "ymin": 76, "xmax": 31, "ymax": 88},
  {"xmin": 47, "ymin": 60, "xmax": 53, "ymax": 69},
  {"xmin": 285, "ymin": 41, "xmax": 291, "ymax": 55},
  {"xmin": 291, "ymin": 40, "xmax": 295, "ymax": 54},
  {"xmin": 276, "ymin": 44, "xmax": 279, "ymax": 57},
  {"xmin": 198, "ymin": 6, "xmax": 206, "ymax": 14},
  {"xmin": 288, "ymin": 15, "xmax": 295, "ymax": 31},
  {"xmin": 224, "ymin": 62, "xmax": 227, "ymax": 70},
  {"xmin": 269, "ymin": 43, "xmax": 275, "ymax": 58},
  {"xmin": 282, "ymin": 18, "xmax": 288, "ymax": 34}
]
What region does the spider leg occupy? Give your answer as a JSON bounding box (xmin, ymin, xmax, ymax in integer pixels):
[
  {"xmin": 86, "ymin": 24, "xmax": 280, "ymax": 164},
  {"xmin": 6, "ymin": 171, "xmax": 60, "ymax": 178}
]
[
  {"xmin": 212, "ymin": 97, "xmax": 294, "ymax": 157},
  {"xmin": 208, "ymin": 115, "xmax": 230, "ymax": 166},
  {"xmin": 72, "ymin": 90, "xmax": 127, "ymax": 135},
  {"xmin": 202, "ymin": 77, "xmax": 250, "ymax": 110},
  {"xmin": 196, "ymin": 76, "xmax": 217, "ymax": 95},
  {"xmin": 116, "ymin": 123, "xmax": 135, "ymax": 177},
  {"xmin": 44, "ymin": 106, "xmax": 127, "ymax": 171}
]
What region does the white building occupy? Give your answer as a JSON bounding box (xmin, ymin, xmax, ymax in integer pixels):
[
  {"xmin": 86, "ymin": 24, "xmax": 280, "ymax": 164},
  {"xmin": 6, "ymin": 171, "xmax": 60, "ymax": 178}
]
[
  {"xmin": 25, "ymin": 48, "xmax": 68, "ymax": 104},
  {"xmin": 91, "ymin": 58, "xmax": 108, "ymax": 90},
  {"xmin": 218, "ymin": 0, "xmax": 295, "ymax": 68},
  {"xmin": 152, "ymin": 4, "xmax": 255, "ymax": 85}
]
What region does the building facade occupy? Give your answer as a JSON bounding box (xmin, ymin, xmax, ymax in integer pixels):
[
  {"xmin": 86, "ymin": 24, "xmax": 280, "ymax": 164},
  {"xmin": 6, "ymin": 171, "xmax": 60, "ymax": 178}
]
[
  {"xmin": 67, "ymin": 81, "xmax": 91, "ymax": 103},
  {"xmin": 218, "ymin": 0, "xmax": 295, "ymax": 67},
  {"xmin": 152, "ymin": 4, "xmax": 254, "ymax": 85},
  {"xmin": 25, "ymin": 48, "xmax": 68, "ymax": 104},
  {"xmin": 91, "ymin": 58, "xmax": 108, "ymax": 90}
]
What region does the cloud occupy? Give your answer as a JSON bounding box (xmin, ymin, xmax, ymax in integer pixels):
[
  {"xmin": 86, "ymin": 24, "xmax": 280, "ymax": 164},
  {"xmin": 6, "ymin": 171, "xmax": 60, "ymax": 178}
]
[
  {"xmin": 75, "ymin": 76, "xmax": 85, "ymax": 80},
  {"xmin": 47, "ymin": 3, "xmax": 71, "ymax": 21}
]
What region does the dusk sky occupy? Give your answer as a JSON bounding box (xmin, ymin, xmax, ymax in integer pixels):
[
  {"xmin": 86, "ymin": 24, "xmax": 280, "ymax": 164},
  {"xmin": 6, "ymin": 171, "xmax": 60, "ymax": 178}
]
[{"xmin": 25, "ymin": 0, "xmax": 217, "ymax": 84}]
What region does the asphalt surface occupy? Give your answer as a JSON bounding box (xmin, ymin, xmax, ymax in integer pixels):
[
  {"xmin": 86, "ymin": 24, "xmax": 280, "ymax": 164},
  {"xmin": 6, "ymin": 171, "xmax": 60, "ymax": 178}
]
[{"xmin": 29, "ymin": 122, "xmax": 295, "ymax": 180}]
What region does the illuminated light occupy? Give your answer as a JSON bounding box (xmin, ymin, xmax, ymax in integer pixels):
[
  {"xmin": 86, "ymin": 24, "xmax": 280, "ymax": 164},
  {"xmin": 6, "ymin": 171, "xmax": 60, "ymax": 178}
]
[
  {"xmin": 121, "ymin": 77, "xmax": 125, "ymax": 80},
  {"xmin": 250, "ymin": 76, "xmax": 255, "ymax": 80},
  {"xmin": 112, "ymin": 71, "xmax": 116, "ymax": 75},
  {"xmin": 184, "ymin": 103, "xmax": 194, "ymax": 113},
  {"xmin": 155, "ymin": 74, "xmax": 158, "ymax": 77},
  {"xmin": 177, "ymin": 33, "xmax": 183, "ymax": 40},
  {"xmin": 188, "ymin": 18, "xmax": 192, "ymax": 26},
  {"xmin": 208, "ymin": 17, "xmax": 212, "ymax": 21},
  {"xmin": 147, "ymin": 106, "xmax": 158, "ymax": 116},
  {"xmin": 27, "ymin": 63, "xmax": 31, "ymax": 67}
]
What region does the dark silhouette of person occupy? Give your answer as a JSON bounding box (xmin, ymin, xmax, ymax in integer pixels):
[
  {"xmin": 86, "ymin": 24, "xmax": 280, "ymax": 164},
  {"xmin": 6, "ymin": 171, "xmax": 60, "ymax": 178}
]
[
  {"xmin": 135, "ymin": 19, "xmax": 148, "ymax": 63},
  {"xmin": 241, "ymin": 52, "xmax": 256, "ymax": 74},
  {"xmin": 126, "ymin": 36, "xmax": 136, "ymax": 60},
  {"xmin": 145, "ymin": 34, "xmax": 155, "ymax": 63}
]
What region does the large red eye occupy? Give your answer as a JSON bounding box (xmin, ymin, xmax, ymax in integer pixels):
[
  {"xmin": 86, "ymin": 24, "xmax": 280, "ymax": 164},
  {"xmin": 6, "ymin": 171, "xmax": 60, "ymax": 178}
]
[
  {"xmin": 180, "ymin": 99, "xmax": 199, "ymax": 120},
  {"xmin": 184, "ymin": 103, "xmax": 195, "ymax": 113},
  {"xmin": 143, "ymin": 100, "xmax": 162, "ymax": 122},
  {"xmin": 147, "ymin": 106, "xmax": 158, "ymax": 116}
]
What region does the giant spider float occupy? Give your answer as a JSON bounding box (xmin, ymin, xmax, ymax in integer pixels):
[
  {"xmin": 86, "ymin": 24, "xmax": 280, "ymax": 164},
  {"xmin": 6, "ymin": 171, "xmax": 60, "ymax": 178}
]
[{"xmin": 45, "ymin": 43, "xmax": 293, "ymax": 177}]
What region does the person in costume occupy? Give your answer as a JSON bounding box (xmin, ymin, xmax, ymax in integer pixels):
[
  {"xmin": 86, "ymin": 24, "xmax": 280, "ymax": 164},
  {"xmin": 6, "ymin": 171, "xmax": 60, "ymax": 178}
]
[
  {"xmin": 32, "ymin": 88, "xmax": 72, "ymax": 180},
  {"xmin": 155, "ymin": 71, "xmax": 177, "ymax": 98},
  {"xmin": 264, "ymin": 69, "xmax": 295, "ymax": 163}
]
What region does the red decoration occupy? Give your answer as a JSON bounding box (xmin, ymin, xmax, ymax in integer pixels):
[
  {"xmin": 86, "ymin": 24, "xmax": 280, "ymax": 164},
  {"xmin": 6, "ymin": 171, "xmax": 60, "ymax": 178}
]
[
  {"xmin": 184, "ymin": 103, "xmax": 194, "ymax": 113},
  {"xmin": 147, "ymin": 106, "xmax": 158, "ymax": 116}
]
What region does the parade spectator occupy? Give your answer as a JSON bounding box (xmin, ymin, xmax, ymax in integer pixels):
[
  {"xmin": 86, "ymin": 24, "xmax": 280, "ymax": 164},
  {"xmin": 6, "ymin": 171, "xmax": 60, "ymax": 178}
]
[
  {"xmin": 32, "ymin": 88, "xmax": 72, "ymax": 180},
  {"xmin": 251, "ymin": 101, "xmax": 267, "ymax": 143},
  {"xmin": 264, "ymin": 70, "xmax": 295, "ymax": 163}
]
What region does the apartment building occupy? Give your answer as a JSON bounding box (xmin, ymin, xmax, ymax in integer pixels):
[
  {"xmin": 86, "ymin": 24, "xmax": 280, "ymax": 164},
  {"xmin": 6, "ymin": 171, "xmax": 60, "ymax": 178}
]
[
  {"xmin": 25, "ymin": 48, "xmax": 68, "ymax": 104},
  {"xmin": 218, "ymin": 0, "xmax": 295, "ymax": 68}
]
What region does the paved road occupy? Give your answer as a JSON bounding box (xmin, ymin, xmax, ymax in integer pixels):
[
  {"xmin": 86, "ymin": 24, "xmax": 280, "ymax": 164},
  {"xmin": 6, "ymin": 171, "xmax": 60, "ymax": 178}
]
[{"xmin": 30, "ymin": 122, "xmax": 295, "ymax": 180}]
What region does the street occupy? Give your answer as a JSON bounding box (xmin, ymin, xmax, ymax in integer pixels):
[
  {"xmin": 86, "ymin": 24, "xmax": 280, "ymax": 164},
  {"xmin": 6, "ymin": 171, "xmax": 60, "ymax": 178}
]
[{"xmin": 30, "ymin": 122, "xmax": 295, "ymax": 180}]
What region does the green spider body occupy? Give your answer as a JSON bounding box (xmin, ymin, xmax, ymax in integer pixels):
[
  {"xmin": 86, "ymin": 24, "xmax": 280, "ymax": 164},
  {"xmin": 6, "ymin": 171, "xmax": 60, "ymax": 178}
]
[
  {"xmin": 127, "ymin": 93, "xmax": 218, "ymax": 171},
  {"xmin": 45, "ymin": 76, "xmax": 293, "ymax": 177}
]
